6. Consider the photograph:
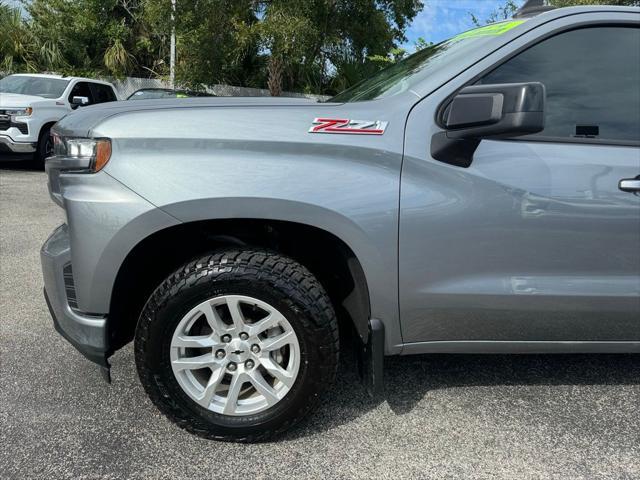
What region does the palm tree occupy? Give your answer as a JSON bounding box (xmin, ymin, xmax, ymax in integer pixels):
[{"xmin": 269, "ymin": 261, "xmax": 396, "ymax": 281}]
[
  {"xmin": 0, "ymin": 1, "xmax": 32, "ymax": 72},
  {"xmin": 0, "ymin": 1, "xmax": 65, "ymax": 73}
]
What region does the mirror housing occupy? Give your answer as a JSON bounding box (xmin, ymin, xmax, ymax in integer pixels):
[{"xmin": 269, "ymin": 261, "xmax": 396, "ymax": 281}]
[
  {"xmin": 71, "ymin": 96, "xmax": 90, "ymax": 109},
  {"xmin": 432, "ymin": 82, "xmax": 545, "ymax": 167}
]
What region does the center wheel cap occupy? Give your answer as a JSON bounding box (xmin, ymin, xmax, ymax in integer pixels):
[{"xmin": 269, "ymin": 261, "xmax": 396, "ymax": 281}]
[{"xmin": 228, "ymin": 339, "xmax": 250, "ymax": 362}]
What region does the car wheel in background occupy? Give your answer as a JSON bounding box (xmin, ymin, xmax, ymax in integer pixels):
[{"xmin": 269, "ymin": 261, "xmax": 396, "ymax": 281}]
[{"xmin": 33, "ymin": 125, "xmax": 53, "ymax": 170}]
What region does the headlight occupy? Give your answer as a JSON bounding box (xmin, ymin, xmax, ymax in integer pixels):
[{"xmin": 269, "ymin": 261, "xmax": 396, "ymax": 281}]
[
  {"xmin": 5, "ymin": 107, "xmax": 32, "ymax": 117},
  {"xmin": 52, "ymin": 134, "xmax": 112, "ymax": 172}
]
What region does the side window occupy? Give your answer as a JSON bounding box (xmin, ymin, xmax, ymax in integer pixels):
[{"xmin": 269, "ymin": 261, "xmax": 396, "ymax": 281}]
[
  {"xmin": 68, "ymin": 82, "xmax": 94, "ymax": 104},
  {"xmin": 478, "ymin": 27, "xmax": 640, "ymax": 143},
  {"xmin": 91, "ymin": 84, "xmax": 117, "ymax": 104}
]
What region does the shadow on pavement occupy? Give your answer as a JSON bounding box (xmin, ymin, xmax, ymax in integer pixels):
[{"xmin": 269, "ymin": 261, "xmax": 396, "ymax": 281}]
[
  {"xmin": 286, "ymin": 349, "xmax": 640, "ymax": 439},
  {"xmin": 382, "ymin": 352, "xmax": 640, "ymax": 414},
  {"xmin": 0, "ymin": 153, "xmax": 40, "ymax": 171}
]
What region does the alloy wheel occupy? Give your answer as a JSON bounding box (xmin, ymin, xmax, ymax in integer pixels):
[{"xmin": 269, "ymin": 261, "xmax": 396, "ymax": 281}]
[{"xmin": 170, "ymin": 295, "xmax": 301, "ymax": 416}]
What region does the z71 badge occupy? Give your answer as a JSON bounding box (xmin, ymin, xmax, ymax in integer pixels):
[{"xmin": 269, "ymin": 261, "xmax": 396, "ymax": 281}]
[{"xmin": 308, "ymin": 118, "xmax": 388, "ymax": 135}]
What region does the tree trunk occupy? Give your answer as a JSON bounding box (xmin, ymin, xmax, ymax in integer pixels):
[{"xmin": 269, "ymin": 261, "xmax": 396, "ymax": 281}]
[{"xmin": 267, "ymin": 56, "xmax": 283, "ymax": 97}]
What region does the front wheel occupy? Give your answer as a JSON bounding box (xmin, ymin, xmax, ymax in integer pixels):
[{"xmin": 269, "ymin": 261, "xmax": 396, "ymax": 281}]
[
  {"xmin": 33, "ymin": 125, "xmax": 53, "ymax": 169},
  {"xmin": 135, "ymin": 249, "xmax": 339, "ymax": 442}
]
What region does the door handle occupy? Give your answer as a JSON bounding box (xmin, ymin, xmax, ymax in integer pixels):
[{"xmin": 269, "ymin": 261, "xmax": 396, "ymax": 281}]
[{"xmin": 619, "ymin": 176, "xmax": 640, "ymax": 194}]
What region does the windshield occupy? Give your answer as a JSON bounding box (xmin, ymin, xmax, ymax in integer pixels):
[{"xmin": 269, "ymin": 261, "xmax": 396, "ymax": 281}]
[
  {"xmin": 0, "ymin": 75, "xmax": 70, "ymax": 98},
  {"xmin": 330, "ymin": 21, "xmax": 524, "ymax": 103}
]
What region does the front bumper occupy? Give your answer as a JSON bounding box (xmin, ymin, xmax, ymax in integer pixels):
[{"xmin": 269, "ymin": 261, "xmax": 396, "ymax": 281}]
[
  {"xmin": 41, "ymin": 224, "xmax": 110, "ymax": 369},
  {"xmin": 0, "ymin": 134, "xmax": 36, "ymax": 153}
]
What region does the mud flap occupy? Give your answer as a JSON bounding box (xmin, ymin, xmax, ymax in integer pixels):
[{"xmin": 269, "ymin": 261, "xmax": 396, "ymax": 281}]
[
  {"xmin": 100, "ymin": 363, "xmax": 112, "ymax": 383},
  {"xmin": 358, "ymin": 318, "xmax": 385, "ymax": 397}
]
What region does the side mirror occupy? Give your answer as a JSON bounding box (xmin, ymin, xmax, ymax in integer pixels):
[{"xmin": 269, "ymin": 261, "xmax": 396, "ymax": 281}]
[
  {"xmin": 71, "ymin": 96, "xmax": 90, "ymax": 109},
  {"xmin": 431, "ymin": 82, "xmax": 545, "ymax": 167}
]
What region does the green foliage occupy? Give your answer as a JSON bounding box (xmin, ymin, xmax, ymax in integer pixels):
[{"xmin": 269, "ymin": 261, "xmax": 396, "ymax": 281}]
[
  {"xmin": 143, "ymin": 0, "xmax": 261, "ymax": 88},
  {"xmin": 414, "ymin": 37, "xmax": 434, "ymax": 50},
  {"xmin": 241, "ymin": 0, "xmax": 425, "ymax": 95},
  {"xmin": 3, "ymin": 0, "xmax": 425, "ymax": 95},
  {"xmin": 21, "ymin": 0, "xmax": 170, "ymax": 78},
  {"xmin": 470, "ymin": 0, "xmax": 519, "ymax": 27},
  {"xmin": 0, "ymin": 0, "xmax": 65, "ymax": 72},
  {"xmin": 366, "ymin": 36, "xmax": 432, "ymax": 68}
]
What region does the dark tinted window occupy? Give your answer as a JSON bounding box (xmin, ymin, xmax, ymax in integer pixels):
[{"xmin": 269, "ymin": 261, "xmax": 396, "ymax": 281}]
[
  {"xmin": 479, "ymin": 27, "xmax": 640, "ymax": 142},
  {"xmin": 91, "ymin": 83, "xmax": 117, "ymax": 103},
  {"xmin": 68, "ymin": 82, "xmax": 94, "ymax": 104}
]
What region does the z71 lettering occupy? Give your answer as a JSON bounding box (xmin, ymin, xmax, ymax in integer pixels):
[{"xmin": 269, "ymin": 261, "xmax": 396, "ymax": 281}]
[{"xmin": 308, "ymin": 118, "xmax": 388, "ymax": 135}]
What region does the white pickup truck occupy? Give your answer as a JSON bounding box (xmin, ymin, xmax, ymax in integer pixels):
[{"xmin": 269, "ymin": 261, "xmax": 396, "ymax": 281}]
[{"xmin": 0, "ymin": 74, "xmax": 118, "ymax": 166}]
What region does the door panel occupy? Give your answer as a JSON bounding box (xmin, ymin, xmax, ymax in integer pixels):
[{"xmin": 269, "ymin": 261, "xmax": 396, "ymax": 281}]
[
  {"xmin": 399, "ymin": 22, "xmax": 640, "ymax": 344},
  {"xmin": 399, "ymin": 139, "xmax": 640, "ymax": 342}
]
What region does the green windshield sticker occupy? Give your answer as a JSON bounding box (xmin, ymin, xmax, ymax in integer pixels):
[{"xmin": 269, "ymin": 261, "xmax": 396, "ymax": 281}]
[{"xmin": 453, "ymin": 20, "xmax": 524, "ymax": 41}]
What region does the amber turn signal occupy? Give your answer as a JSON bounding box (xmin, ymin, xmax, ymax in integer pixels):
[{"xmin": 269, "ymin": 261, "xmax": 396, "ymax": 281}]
[{"xmin": 93, "ymin": 139, "xmax": 112, "ymax": 172}]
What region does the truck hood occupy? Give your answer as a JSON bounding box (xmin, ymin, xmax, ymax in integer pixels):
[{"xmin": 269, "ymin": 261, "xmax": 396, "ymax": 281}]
[
  {"xmin": 54, "ymin": 97, "xmax": 325, "ymax": 137},
  {"xmin": 0, "ymin": 93, "xmax": 50, "ymax": 108}
]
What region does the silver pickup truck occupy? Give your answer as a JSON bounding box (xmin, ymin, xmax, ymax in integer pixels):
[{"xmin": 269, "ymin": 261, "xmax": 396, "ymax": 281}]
[{"xmin": 41, "ymin": 4, "xmax": 640, "ymax": 442}]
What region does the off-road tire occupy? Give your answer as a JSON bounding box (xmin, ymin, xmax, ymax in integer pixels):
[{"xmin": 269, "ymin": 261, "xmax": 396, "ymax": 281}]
[{"xmin": 135, "ymin": 249, "xmax": 339, "ymax": 442}]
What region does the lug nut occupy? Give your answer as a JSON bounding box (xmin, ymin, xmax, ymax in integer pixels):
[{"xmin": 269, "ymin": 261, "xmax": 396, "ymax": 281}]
[
  {"xmin": 221, "ymin": 334, "xmax": 232, "ymax": 343},
  {"xmin": 250, "ymin": 344, "xmax": 260, "ymax": 354},
  {"xmin": 239, "ymin": 332, "xmax": 249, "ymax": 340},
  {"xmin": 227, "ymin": 362, "xmax": 237, "ymax": 372},
  {"xmin": 245, "ymin": 360, "xmax": 255, "ymax": 369},
  {"xmin": 215, "ymin": 349, "xmax": 226, "ymax": 359}
]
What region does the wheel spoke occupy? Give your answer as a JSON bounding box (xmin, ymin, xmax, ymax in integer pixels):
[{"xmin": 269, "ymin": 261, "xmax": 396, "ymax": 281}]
[
  {"xmin": 261, "ymin": 357, "xmax": 295, "ymax": 387},
  {"xmin": 248, "ymin": 370, "xmax": 279, "ymax": 406},
  {"xmin": 246, "ymin": 312, "xmax": 280, "ymax": 337},
  {"xmin": 223, "ymin": 373, "xmax": 244, "ymax": 415},
  {"xmin": 200, "ymin": 301, "xmax": 227, "ymax": 335},
  {"xmin": 226, "ymin": 297, "xmax": 246, "ymax": 331},
  {"xmin": 172, "ymin": 353, "xmax": 216, "ymax": 371},
  {"xmin": 260, "ymin": 330, "xmax": 295, "ymax": 352},
  {"xmin": 196, "ymin": 366, "xmax": 225, "ymax": 407},
  {"xmin": 172, "ymin": 335, "xmax": 215, "ymax": 349}
]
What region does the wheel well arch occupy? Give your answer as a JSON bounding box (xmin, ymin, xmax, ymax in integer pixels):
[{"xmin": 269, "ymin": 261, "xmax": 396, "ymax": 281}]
[
  {"xmin": 107, "ymin": 219, "xmax": 371, "ymax": 353},
  {"xmin": 39, "ymin": 121, "xmax": 57, "ymax": 139}
]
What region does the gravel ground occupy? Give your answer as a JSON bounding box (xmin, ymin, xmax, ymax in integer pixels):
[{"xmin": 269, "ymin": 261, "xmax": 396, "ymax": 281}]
[{"xmin": 1, "ymin": 164, "xmax": 639, "ymax": 480}]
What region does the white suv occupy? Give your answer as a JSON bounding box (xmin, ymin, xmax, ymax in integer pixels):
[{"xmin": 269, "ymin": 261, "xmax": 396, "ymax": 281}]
[{"xmin": 0, "ymin": 74, "xmax": 118, "ymax": 166}]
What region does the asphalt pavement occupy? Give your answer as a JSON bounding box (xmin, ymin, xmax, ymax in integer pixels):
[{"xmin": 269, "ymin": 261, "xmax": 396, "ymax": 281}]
[{"xmin": 1, "ymin": 164, "xmax": 639, "ymax": 479}]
